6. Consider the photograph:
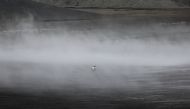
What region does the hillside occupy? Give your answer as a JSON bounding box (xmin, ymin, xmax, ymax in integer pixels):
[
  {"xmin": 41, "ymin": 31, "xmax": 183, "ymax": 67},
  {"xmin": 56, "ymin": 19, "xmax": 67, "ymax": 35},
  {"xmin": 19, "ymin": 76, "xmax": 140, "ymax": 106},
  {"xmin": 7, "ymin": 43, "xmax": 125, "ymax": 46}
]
[
  {"xmin": 32, "ymin": 0, "xmax": 190, "ymax": 8},
  {"xmin": 0, "ymin": 0, "xmax": 98, "ymax": 22}
]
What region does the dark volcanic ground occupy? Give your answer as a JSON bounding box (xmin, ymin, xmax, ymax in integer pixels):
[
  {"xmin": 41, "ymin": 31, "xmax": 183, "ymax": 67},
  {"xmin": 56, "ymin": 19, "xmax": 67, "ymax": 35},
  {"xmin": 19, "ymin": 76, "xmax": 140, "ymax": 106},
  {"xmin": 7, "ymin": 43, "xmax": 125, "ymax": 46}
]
[
  {"xmin": 0, "ymin": 39, "xmax": 190, "ymax": 109},
  {"xmin": 0, "ymin": 62, "xmax": 190, "ymax": 109}
]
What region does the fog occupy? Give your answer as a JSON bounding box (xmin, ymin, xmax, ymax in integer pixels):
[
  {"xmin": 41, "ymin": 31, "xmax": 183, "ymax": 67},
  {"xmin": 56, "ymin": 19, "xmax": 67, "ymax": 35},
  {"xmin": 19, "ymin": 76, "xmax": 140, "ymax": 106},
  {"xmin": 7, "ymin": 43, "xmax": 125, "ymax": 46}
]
[{"xmin": 0, "ymin": 19, "xmax": 190, "ymax": 91}]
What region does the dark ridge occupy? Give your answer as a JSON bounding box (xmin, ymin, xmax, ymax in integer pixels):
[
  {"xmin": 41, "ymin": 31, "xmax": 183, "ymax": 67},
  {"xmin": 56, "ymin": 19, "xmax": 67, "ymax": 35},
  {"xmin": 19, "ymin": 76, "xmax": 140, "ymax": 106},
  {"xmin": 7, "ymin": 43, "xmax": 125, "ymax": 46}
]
[
  {"xmin": 66, "ymin": 7, "xmax": 190, "ymax": 10},
  {"xmin": 0, "ymin": 0, "xmax": 99, "ymax": 27},
  {"xmin": 172, "ymin": 0, "xmax": 190, "ymax": 6}
]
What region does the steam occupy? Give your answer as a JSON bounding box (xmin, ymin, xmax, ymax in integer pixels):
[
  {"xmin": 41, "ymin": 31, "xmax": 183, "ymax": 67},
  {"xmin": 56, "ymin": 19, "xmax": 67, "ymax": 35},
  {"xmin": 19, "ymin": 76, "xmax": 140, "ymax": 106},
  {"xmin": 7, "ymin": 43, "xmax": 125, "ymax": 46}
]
[{"xmin": 0, "ymin": 19, "xmax": 190, "ymax": 91}]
